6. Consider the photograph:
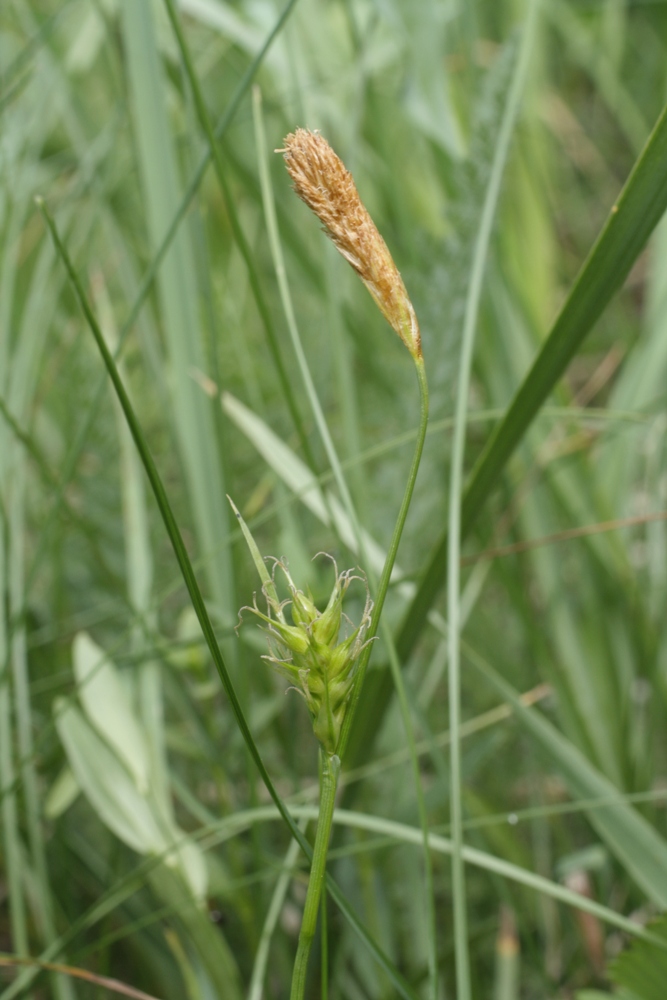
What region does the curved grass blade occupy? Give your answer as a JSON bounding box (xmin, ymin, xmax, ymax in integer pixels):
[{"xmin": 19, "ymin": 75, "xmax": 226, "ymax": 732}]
[
  {"xmin": 186, "ymin": 804, "xmax": 667, "ymax": 946},
  {"xmin": 445, "ymin": 8, "xmax": 539, "ymax": 994}
]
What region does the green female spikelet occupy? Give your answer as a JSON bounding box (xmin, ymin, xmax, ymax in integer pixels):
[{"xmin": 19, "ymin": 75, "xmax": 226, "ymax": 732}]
[{"xmin": 241, "ymin": 556, "xmax": 372, "ymax": 754}]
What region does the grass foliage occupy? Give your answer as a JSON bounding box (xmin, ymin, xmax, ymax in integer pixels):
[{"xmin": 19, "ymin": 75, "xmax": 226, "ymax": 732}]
[{"xmin": 2, "ymin": 0, "xmax": 667, "ymax": 997}]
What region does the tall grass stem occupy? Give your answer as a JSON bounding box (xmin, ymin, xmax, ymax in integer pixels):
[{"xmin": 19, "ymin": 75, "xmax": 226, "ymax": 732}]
[
  {"xmin": 247, "ymin": 820, "xmax": 306, "ymax": 1000},
  {"xmin": 446, "ymin": 5, "xmax": 539, "ymax": 996},
  {"xmin": 339, "ymin": 359, "xmax": 429, "ymax": 760},
  {"xmin": 290, "ymin": 752, "xmax": 340, "ymax": 1000}
]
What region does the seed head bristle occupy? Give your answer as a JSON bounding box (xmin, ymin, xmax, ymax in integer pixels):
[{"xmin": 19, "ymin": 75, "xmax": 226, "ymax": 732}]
[{"xmin": 279, "ymin": 129, "xmax": 421, "ymax": 360}]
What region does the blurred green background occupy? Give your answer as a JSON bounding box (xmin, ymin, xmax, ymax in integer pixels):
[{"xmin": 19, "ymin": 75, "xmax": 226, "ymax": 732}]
[{"xmin": 2, "ymin": 0, "xmax": 667, "ymax": 997}]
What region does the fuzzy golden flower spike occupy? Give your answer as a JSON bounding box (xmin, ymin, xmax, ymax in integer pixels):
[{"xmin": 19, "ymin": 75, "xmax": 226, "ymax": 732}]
[{"xmin": 278, "ymin": 128, "xmax": 422, "ymax": 361}]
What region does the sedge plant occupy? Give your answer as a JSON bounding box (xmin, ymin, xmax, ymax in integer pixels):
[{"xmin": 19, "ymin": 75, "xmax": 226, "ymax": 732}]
[
  {"xmin": 15, "ymin": 5, "xmax": 667, "ymax": 997},
  {"xmin": 232, "ymin": 130, "xmax": 429, "ymax": 999}
]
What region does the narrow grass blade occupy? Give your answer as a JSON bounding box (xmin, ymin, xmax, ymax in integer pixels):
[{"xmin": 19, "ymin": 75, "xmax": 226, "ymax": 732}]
[
  {"xmin": 192, "ymin": 803, "xmax": 667, "ymax": 947},
  {"xmin": 445, "ymin": 9, "xmax": 538, "ymax": 995},
  {"xmin": 456, "ymin": 630, "xmax": 667, "ymax": 907},
  {"xmin": 227, "ymin": 495, "xmax": 276, "ymax": 599},
  {"xmin": 121, "ymin": 0, "xmax": 234, "ymax": 627},
  {"xmin": 0, "ymin": 658, "xmax": 27, "ymax": 958},
  {"xmin": 1, "ymin": 190, "xmax": 75, "ymax": 1000},
  {"xmin": 248, "ymin": 821, "xmax": 306, "ymax": 1000},
  {"xmin": 9, "ymin": 481, "xmax": 75, "ymax": 1000},
  {"xmin": 493, "ymin": 908, "xmax": 520, "ymax": 1000}
]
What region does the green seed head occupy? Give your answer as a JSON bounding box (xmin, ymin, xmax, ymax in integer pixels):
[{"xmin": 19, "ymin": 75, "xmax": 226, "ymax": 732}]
[
  {"xmin": 290, "ymin": 588, "xmax": 319, "ymax": 627},
  {"xmin": 310, "ymin": 576, "xmax": 343, "ymax": 645},
  {"xmin": 240, "ymin": 556, "xmax": 372, "ymax": 753},
  {"xmin": 271, "ymin": 621, "xmax": 310, "ymax": 656}
]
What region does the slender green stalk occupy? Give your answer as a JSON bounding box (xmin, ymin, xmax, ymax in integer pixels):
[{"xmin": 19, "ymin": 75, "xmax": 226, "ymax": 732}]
[
  {"xmin": 446, "ymin": 8, "xmax": 538, "ymax": 996},
  {"xmin": 382, "ymin": 624, "xmax": 438, "ymax": 999},
  {"xmin": 0, "ymin": 671, "xmax": 27, "ymax": 959},
  {"xmin": 339, "ymin": 359, "xmax": 429, "ymax": 760},
  {"xmin": 290, "ymin": 752, "xmax": 340, "ymax": 1000},
  {"xmin": 247, "ymin": 820, "xmax": 306, "ymax": 1000},
  {"xmin": 9, "ymin": 465, "xmax": 73, "ymax": 1000},
  {"xmin": 320, "ymin": 890, "xmax": 328, "ymax": 1000},
  {"xmin": 493, "ymin": 908, "xmax": 520, "ymax": 1000}
]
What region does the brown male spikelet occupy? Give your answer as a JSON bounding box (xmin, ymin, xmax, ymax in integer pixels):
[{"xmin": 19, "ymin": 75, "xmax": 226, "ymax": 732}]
[{"xmin": 279, "ymin": 129, "xmax": 421, "ymax": 360}]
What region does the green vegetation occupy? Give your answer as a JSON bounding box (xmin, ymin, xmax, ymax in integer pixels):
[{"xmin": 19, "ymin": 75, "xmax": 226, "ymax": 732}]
[{"xmin": 2, "ymin": 0, "xmax": 667, "ymax": 997}]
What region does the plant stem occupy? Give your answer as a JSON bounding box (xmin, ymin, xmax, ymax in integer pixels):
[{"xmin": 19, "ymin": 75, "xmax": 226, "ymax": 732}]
[
  {"xmin": 446, "ymin": 10, "xmax": 538, "ymax": 996},
  {"xmin": 338, "ymin": 357, "xmax": 429, "ymax": 761},
  {"xmin": 320, "ymin": 889, "xmax": 329, "ymax": 1000},
  {"xmin": 291, "ymin": 751, "xmax": 340, "ymax": 1000}
]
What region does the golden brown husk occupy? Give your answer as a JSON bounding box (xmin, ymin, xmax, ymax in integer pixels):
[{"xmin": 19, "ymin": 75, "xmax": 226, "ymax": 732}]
[{"xmin": 279, "ymin": 128, "xmax": 421, "ymax": 360}]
